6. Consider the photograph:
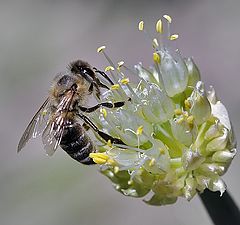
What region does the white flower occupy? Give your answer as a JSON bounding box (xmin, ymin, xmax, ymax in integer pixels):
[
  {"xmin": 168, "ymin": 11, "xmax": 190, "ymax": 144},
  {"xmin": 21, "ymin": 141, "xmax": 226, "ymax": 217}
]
[{"xmin": 89, "ymin": 16, "xmax": 236, "ymax": 205}]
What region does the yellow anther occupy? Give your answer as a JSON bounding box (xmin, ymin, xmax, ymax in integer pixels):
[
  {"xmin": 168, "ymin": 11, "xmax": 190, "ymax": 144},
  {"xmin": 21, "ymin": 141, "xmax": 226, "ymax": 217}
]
[
  {"xmin": 120, "ymin": 78, "xmax": 129, "ymax": 85},
  {"xmin": 89, "ymin": 152, "xmax": 109, "ymax": 164},
  {"xmin": 136, "ymin": 125, "xmax": 143, "ymax": 135},
  {"xmin": 128, "ymin": 180, "xmax": 133, "ymax": 185},
  {"xmin": 107, "ymin": 139, "xmax": 112, "ymax": 147},
  {"xmin": 117, "ymin": 61, "xmax": 124, "ymax": 71},
  {"xmin": 184, "ymin": 99, "xmax": 192, "ymax": 109},
  {"xmin": 107, "ymin": 159, "xmax": 116, "ymax": 165},
  {"xmin": 163, "ymin": 14, "xmax": 172, "ymax": 23},
  {"xmin": 183, "ymin": 111, "xmax": 189, "ymax": 118},
  {"xmin": 156, "ymin": 19, "xmax": 163, "ymax": 34},
  {"xmin": 159, "ymin": 148, "xmax": 165, "ymax": 155},
  {"xmin": 111, "ymin": 84, "xmax": 120, "ymax": 90},
  {"xmin": 114, "ymin": 166, "xmax": 119, "ymax": 174},
  {"xmin": 149, "ymin": 158, "xmax": 156, "ymax": 167},
  {"xmin": 152, "ymin": 38, "xmax": 159, "ymax": 48},
  {"xmin": 97, "ymin": 46, "xmax": 106, "ymax": 53},
  {"xmin": 174, "ymin": 108, "xmax": 182, "ymax": 116},
  {"xmin": 93, "ymin": 158, "xmax": 106, "ymax": 164},
  {"xmin": 105, "ymin": 66, "xmax": 115, "ymax": 72},
  {"xmin": 176, "ymin": 117, "xmax": 184, "ymax": 124},
  {"xmin": 138, "ymin": 20, "xmax": 144, "ymax": 31},
  {"xmin": 100, "ymin": 108, "xmax": 107, "ymax": 118},
  {"xmin": 169, "ymin": 34, "xmax": 179, "ymax": 41},
  {"xmin": 117, "ymin": 61, "xmax": 124, "ymax": 67},
  {"xmin": 153, "ymin": 52, "xmax": 161, "ymax": 64},
  {"xmin": 187, "ymin": 115, "xmax": 194, "ymax": 125}
]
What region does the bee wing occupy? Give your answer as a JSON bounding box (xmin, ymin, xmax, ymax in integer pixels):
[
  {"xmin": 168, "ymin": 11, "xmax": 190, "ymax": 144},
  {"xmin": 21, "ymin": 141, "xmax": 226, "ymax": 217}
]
[
  {"xmin": 42, "ymin": 93, "xmax": 74, "ymax": 156},
  {"xmin": 42, "ymin": 115, "xmax": 65, "ymax": 156},
  {"xmin": 17, "ymin": 98, "xmax": 51, "ymax": 152}
]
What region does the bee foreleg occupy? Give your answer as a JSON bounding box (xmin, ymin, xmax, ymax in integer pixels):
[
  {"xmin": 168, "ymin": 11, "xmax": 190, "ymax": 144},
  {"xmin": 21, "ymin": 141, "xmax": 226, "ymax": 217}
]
[
  {"xmin": 77, "ymin": 112, "xmax": 124, "ymax": 145},
  {"xmin": 93, "ymin": 67, "xmax": 114, "ymax": 85}
]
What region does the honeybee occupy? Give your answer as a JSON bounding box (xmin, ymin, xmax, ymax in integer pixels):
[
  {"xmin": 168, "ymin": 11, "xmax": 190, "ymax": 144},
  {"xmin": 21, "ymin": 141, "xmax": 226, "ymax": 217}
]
[{"xmin": 17, "ymin": 60, "xmax": 127, "ymax": 164}]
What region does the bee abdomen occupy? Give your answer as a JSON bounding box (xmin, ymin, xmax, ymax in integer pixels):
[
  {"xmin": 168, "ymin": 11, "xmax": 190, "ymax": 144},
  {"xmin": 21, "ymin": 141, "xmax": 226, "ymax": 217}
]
[{"xmin": 60, "ymin": 123, "xmax": 96, "ymax": 165}]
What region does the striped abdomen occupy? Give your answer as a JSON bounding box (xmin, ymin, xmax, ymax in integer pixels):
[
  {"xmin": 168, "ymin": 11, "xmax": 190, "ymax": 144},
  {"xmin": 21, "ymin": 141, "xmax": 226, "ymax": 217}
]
[{"xmin": 60, "ymin": 122, "xmax": 96, "ymax": 165}]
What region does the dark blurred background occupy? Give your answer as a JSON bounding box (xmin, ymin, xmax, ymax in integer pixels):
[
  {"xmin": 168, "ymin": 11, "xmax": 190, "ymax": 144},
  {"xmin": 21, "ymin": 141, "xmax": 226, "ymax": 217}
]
[{"xmin": 1, "ymin": 0, "xmax": 240, "ymax": 225}]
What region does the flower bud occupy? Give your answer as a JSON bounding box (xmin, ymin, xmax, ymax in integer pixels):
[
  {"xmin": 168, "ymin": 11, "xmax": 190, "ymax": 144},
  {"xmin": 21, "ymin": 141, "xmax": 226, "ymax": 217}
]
[
  {"xmin": 184, "ymin": 57, "xmax": 201, "ymax": 87},
  {"xmin": 158, "ymin": 49, "xmax": 188, "ymax": 97},
  {"xmin": 189, "ymin": 81, "xmax": 211, "ymax": 125}
]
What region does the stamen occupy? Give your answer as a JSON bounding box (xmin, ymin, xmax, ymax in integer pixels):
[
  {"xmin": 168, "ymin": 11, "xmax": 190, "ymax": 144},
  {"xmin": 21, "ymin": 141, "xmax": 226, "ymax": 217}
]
[
  {"xmin": 105, "ymin": 66, "xmax": 115, "ymax": 72},
  {"xmin": 118, "ymin": 61, "xmax": 124, "ymax": 67},
  {"xmin": 149, "ymin": 158, "xmax": 156, "ymax": 167},
  {"xmin": 169, "ymin": 34, "xmax": 179, "ymax": 41},
  {"xmin": 138, "ymin": 20, "xmax": 144, "ymax": 31},
  {"xmin": 128, "ymin": 180, "xmax": 133, "ymax": 185},
  {"xmin": 107, "ymin": 139, "xmax": 112, "ymax": 147},
  {"xmin": 159, "ymin": 148, "xmax": 165, "ymax": 155},
  {"xmin": 176, "ymin": 117, "xmax": 184, "ymax": 124},
  {"xmin": 187, "ymin": 115, "xmax": 194, "ymax": 125},
  {"xmin": 114, "ymin": 166, "xmax": 119, "ymax": 174},
  {"xmin": 163, "ymin": 14, "xmax": 172, "ymax": 40},
  {"xmin": 174, "ymin": 108, "xmax": 183, "ymax": 116},
  {"xmin": 117, "ymin": 61, "xmax": 124, "ymax": 71},
  {"xmin": 156, "ymin": 19, "xmax": 163, "ymax": 34},
  {"xmin": 152, "ymin": 38, "xmax": 159, "ymax": 49},
  {"xmin": 111, "ymin": 84, "xmax": 120, "ymax": 90},
  {"xmin": 163, "ymin": 15, "xmax": 172, "ymax": 23},
  {"xmin": 153, "ymin": 52, "xmax": 161, "ymax": 64},
  {"xmin": 184, "ymin": 99, "xmax": 192, "ymax": 110},
  {"xmin": 120, "ymin": 78, "xmax": 130, "ymax": 85},
  {"xmin": 100, "ymin": 108, "xmax": 107, "ymax": 118},
  {"xmin": 97, "ymin": 46, "xmax": 106, "ymax": 53},
  {"xmin": 136, "ymin": 126, "xmax": 143, "ymax": 135},
  {"xmin": 89, "ymin": 152, "xmax": 109, "ymax": 164}
]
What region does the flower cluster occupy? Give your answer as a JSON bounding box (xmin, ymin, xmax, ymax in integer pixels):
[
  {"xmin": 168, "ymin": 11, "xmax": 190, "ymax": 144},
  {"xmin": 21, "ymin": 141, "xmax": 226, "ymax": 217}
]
[{"xmin": 89, "ymin": 16, "xmax": 236, "ymax": 205}]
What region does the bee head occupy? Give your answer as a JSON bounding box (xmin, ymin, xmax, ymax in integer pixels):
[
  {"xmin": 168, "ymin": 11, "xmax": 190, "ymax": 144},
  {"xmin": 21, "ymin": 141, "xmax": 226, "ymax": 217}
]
[{"xmin": 69, "ymin": 60, "xmax": 95, "ymax": 83}]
